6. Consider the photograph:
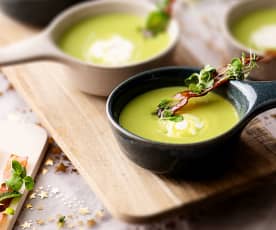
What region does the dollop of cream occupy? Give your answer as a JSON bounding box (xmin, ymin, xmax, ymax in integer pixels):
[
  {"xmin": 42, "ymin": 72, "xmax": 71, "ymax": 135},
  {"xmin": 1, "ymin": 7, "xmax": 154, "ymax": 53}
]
[
  {"xmin": 160, "ymin": 114, "xmax": 204, "ymax": 138},
  {"xmin": 251, "ymin": 25, "xmax": 276, "ymax": 50},
  {"xmin": 87, "ymin": 35, "xmax": 134, "ymax": 65}
]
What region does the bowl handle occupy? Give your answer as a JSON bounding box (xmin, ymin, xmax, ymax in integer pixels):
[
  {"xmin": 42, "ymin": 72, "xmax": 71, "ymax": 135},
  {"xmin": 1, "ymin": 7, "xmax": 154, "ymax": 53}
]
[
  {"xmin": 0, "ymin": 33, "xmax": 63, "ymax": 66},
  {"xmin": 247, "ymin": 81, "xmax": 276, "ymax": 116}
]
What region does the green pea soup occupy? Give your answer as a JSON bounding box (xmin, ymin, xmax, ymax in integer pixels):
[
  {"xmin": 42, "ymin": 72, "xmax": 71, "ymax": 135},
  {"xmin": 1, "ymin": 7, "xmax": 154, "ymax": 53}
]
[
  {"xmin": 58, "ymin": 13, "xmax": 170, "ymax": 66},
  {"xmin": 231, "ymin": 8, "xmax": 276, "ymax": 51},
  {"xmin": 119, "ymin": 87, "xmax": 239, "ymax": 144}
]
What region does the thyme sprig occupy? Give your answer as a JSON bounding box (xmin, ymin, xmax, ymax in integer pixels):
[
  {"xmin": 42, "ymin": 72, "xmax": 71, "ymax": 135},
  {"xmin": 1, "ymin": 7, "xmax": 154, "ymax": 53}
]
[{"xmin": 154, "ymin": 53, "xmax": 260, "ymax": 121}]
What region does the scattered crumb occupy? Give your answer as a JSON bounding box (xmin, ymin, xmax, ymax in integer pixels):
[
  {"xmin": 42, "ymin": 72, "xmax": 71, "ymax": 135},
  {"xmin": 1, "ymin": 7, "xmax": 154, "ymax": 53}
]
[
  {"xmin": 36, "ymin": 219, "xmax": 45, "ymax": 225},
  {"xmin": 45, "ymin": 158, "xmax": 54, "ymax": 166},
  {"xmin": 87, "ymin": 219, "xmax": 96, "ymax": 228},
  {"xmin": 41, "ymin": 168, "xmax": 48, "ymax": 175},
  {"xmin": 51, "ymin": 146, "xmax": 62, "ymax": 155},
  {"xmin": 79, "ymin": 207, "xmax": 90, "ymax": 215},
  {"xmin": 29, "ymin": 193, "xmax": 37, "ymax": 200},
  {"xmin": 62, "ymin": 155, "xmax": 69, "ymax": 161},
  {"xmin": 48, "ymin": 137, "xmax": 54, "ymax": 144},
  {"xmin": 71, "ymin": 168, "xmax": 79, "ymax": 174},
  {"xmin": 36, "ymin": 206, "xmax": 44, "ymax": 211},
  {"xmin": 270, "ymin": 114, "xmax": 276, "ymax": 119},
  {"xmin": 37, "ymin": 191, "xmax": 48, "ymax": 199},
  {"xmin": 95, "ymin": 209, "xmax": 105, "ymax": 219},
  {"xmin": 25, "ymin": 203, "xmax": 33, "ymax": 209},
  {"xmin": 7, "ymin": 83, "xmax": 14, "ymax": 91},
  {"xmin": 51, "ymin": 187, "xmax": 60, "ymax": 194},
  {"xmin": 67, "ymin": 214, "xmax": 73, "ymax": 219},
  {"xmin": 48, "ymin": 217, "xmax": 55, "ymax": 223},
  {"xmin": 55, "ymin": 162, "xmax": 68, "ymax": 173},
  {"xmin": 78, "ymin": 220, "xmax": 84, "ymax": 226},
  {"xmin": 20, "ymin": 221, "xmax": 32, "ymax": 229}
]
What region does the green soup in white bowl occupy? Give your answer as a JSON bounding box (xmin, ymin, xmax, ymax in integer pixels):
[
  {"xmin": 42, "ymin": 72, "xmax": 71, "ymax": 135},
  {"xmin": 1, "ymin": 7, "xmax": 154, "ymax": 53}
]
[
  {"xmin": 58, "ymin": 13, "xmax": 170, "ymax": 66},
  {"xmin": 230, "ymin": 8, "xmax": 276, "ymax": 52},
  {"xmin": 224, "ymin": 0, "xmax": 276, "ymax": 80},
  {"xmin": 0, "ymin": 0, "xmax": 179, "ymax": 96}
]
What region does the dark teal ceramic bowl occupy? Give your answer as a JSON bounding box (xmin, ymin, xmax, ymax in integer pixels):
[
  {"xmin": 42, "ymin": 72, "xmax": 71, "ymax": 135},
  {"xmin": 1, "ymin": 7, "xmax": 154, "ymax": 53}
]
[{"xmin": 106, "ymin": 67, "xmax": 276, "ymax": 177}]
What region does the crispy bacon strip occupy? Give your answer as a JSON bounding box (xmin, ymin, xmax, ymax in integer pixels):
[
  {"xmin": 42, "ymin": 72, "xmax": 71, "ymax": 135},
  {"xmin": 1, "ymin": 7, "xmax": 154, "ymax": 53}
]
[
  {"xmin": 165, "ymin": 0, "xmax": 176, "ymax": 16},
  {"xmin": 170, "ymin": 53, "xmax": 276, "ymax": 115}
]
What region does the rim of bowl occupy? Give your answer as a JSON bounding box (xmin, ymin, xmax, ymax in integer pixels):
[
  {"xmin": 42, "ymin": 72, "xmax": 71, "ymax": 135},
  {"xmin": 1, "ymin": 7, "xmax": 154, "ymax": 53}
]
[
  {"xmin": 222, "ymin": 0, "xmax": 275, "ymax": 56},
  {"xmin": 106, "ymin": 66, "xmax": 244, "ymax": 148},
  {"xmin": 46, "ymin": 0, "xmax": 180, "ymax": 70}
]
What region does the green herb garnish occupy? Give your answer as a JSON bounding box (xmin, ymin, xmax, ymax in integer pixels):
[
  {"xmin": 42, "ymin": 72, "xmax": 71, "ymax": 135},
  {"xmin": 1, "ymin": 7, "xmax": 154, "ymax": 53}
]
[
  {"xmin": 184, "ymin": 65, "xmax": 216, "ymax": 94},
  {"xmin": 6, "ymin": 160, "xmax": 34, "ymax": 192},
  {"xmin": 226, "ymin": 52, "xmax": 258, "ymax": 80},
  {"xmin": 154, "ymin": 52, "xmax": 261, "ymax": 120},
  {"xmin": 153, "ymin": 99, "xmax": 184, "ymax": 121},
  {"xmin": 142, "ymin": 0, "xmax": 175, "ymax": 37},
  {"xmin": 184, "ymin": 52, "xmax": 258, "ymax": 95},
  {"xmin": 0, "ymin": 191, "xmax": 22, "ymax": 202},
  {"xmin": 57, "ymin": 216, "xmax": 66, "ymax": 229},
  {"xmin": 4, "ymin": 207, "xmax": 15, "ymax": 215}
]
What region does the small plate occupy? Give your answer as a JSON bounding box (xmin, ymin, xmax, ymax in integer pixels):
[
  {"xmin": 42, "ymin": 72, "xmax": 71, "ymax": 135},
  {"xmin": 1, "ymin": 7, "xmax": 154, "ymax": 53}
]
[{"xmin": 0, "ymin": 121, "xmax": 48, "ymax": 230}]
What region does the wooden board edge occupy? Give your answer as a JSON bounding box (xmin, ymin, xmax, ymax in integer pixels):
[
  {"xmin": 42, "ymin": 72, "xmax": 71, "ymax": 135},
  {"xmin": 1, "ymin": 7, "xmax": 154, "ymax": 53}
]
[
  {"xmin": 111, "ymin": 171, "xmax": 276, "ymax": 223},
  {"xmin": 5, "ymin": 71, "xmax": 276, "ymax": 223}
]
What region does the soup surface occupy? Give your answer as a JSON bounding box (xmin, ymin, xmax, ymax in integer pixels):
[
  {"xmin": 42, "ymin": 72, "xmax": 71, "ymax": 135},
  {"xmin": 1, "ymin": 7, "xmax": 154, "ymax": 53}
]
[
  {"xmin": 119, "ymin": 87, "xmax": 239, "ymax": 144},
  {"xmin": 231, "ymin": 9, "xmax": 276, "ymax": 51},
  {"xmin": 58, "ymin": 13, "xmax": 170, "ymax": 66}
]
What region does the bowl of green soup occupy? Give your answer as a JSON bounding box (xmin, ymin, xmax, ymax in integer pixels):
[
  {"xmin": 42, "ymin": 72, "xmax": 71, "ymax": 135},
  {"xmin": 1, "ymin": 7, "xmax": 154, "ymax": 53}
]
[
  {"xmin": 224, "ymin": 0, "xmax": 276, "ymax": 80},
  {"xmin": 0, "ymin": 0, "xmax": 179, "ymax": 96},
  {"xmin": 106, "ymin": 67, "xmax": 276, "ymax": 176}
]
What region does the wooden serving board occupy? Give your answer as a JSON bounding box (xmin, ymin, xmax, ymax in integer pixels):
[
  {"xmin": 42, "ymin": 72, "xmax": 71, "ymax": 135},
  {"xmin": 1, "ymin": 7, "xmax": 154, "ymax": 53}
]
[
  {"xmin": 0, "ymin": 121, "xmax": 48, "ymax": 230},
  {"xmin": 1, "ymin": 10, "xmax": 276, "ymax": 223}
]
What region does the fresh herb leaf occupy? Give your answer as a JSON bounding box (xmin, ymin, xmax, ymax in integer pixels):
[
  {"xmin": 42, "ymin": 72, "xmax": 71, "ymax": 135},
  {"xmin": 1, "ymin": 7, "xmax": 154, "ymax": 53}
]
[
  {"xmin": 12, "ymin": 160, "xmax": 24, "ymax": 176},
  {"xmin": 145, "ymin": 11, "xmax": 170, "ymax": 36},
  {"xmin": 184, "ymin": 65, "xmax": 216, "ymax": 94},
  {"xmin": 154, "ymin": 52, "xmax": 261, "ymax": 118},
  {"xmin": 226, "ymin": 52, "xmax": 258, "ymax": 80},
  {"xmin": 23, "ymin": 176, "xmax": 34, "ymax": 191},
  {"xmin": 5, "ymin": 160, "xmax": 35, "ymax": 192},
  {"xmin": 0, "ymin": 191, "xmax": 21, "ymax": 202},
  {"xmin": 4, "ymin": 207, "xmax": 15, "ymax": 215},
  {"xmin": 57, "ymin": 216, "xmax": 66, "ymax": 229},
  {"xmin": 143, "ymin": 0, "xmax": 174, "ymax": 37},
  {"xmin": 153, "ymin": 98, "xmax": 184, "ymax": 122},
  {"xmin": 166, "ymin": 115, "xmax": 184, "ymax": 122},
  {"xmin": 158, "ymin": 99, "xmax": 174, "ymax": 110},
  {"xmin": 6, "ymin": 175, "xmax": 23, "ymax": 192}
]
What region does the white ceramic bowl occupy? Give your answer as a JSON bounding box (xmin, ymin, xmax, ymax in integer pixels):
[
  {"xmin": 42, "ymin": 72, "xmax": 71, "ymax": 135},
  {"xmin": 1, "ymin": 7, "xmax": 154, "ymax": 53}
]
[
  {"xmin": 0, "ymin": 0, "xmax": 180, "ymax": 96},
  {"xmin": 223, "ymin": 0, "xmax": 276, "ymax": 80}
]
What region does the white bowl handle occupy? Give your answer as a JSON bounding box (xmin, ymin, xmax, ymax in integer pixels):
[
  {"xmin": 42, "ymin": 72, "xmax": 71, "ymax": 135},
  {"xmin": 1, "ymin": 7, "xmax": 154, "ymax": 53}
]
[{"xmin": 0, "ymin": 33, "xmax": 63, "ymax": 66}]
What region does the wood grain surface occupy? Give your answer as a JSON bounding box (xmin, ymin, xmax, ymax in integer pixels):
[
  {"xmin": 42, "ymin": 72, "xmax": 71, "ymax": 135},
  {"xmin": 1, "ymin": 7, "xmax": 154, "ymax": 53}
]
[{"xmin": 0, "ymin": 11, "xmax": 276, "ymax": 223}]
